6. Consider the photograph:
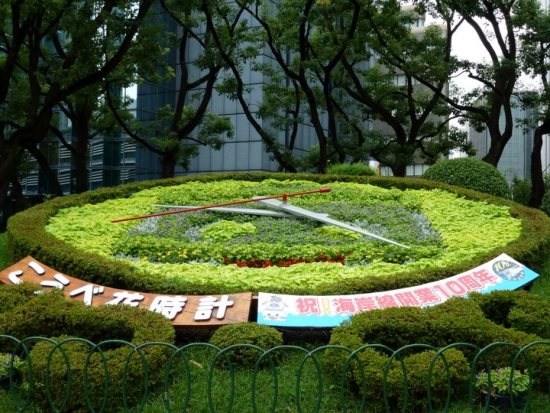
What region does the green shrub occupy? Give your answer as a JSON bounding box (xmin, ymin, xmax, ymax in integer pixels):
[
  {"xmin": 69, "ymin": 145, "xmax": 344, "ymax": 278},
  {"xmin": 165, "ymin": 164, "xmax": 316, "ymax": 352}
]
[
  {"xmin": 0, "ymin": 283, "xmax": 40, "ymax": 315},
  {"xmin": 470, "ymin": 290, "xmax": 523, "ymax": 328},
  {"xmin": 326, "ymin": 162, "xmax": 375, "ymax": 176},
  {"xmin": 0, "ymin": 286, "xmax": 175, "ymax": 412},
  {"xmin": 209, "ymin": 323, "xmax": 283, "ymax": 367},
  {"xmin": 0, "ymin": 232, "xmax": 8, "ymax": 269},
  {"xmin": 422, "ymin": 157, "xmax": 510, "ymax": 198},
  {"xmin": 354, "ymin": 348, "xmax": 469, "ymax": 412},
  {"xmin": 471, "ymin": 290, "xmax": 550, "ymax": 339},
  {"xmin": 327, "ymin": 296, "xmax": 550, "ymax": 402}
]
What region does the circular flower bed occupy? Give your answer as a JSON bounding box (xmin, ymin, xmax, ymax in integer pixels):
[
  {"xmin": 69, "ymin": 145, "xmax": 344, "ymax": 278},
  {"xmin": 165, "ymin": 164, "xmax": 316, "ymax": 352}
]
[
  {"xmin": 46, "ymin": 179, "xmax": 518, "ymax": 290},
  {"xmin": 8, "ymin": 173, "xmax": 550, "ymax": 295}
]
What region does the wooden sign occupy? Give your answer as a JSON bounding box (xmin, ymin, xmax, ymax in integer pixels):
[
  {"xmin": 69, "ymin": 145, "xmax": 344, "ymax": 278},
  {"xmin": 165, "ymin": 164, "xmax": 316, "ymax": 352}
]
[{"xmin": 0, "ymin": 257, "xmax": 252, "ymax": 328}]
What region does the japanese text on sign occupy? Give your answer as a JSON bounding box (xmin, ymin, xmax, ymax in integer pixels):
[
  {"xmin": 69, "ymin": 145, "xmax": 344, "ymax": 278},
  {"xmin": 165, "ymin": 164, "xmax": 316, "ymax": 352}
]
[{"xmin": 0, "ymin": 257, "xmax": 252, "ymax": 328}]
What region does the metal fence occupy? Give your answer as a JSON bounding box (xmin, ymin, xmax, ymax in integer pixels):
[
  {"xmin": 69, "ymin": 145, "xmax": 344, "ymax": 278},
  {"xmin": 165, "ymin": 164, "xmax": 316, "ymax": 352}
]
[{"xmin": 0, "ymin": 336, "xmax": 548, "ymax": 413}]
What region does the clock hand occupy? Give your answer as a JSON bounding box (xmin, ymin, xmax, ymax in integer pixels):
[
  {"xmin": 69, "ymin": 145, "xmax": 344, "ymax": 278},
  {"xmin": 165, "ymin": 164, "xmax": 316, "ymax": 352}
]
[
  {"xmin": 153, "ymin": 205, "xmax": 293, "ymax": 218},
  {"xmin": 111, "ymin": 188, "xmax": 331, "ymax": 223},
  {"xmin": 256, "ymin": 198, "xmax": 410, "ymax": 249}
]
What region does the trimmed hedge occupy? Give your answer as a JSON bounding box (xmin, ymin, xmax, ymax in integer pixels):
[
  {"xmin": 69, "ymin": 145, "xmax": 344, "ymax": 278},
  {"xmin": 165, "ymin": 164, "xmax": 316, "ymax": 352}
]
[
  {"xmin": 471, "ymin": 290, "xmax": 550, "ymax": 339},
  {"xmin": 326, "ymin": 294, "xmax": 550, "ymax": 409},
  {"xmin": 7, "ymin": 172, "xmax": 550, "ymax": 295},
  {"xmin": 325, "ymin": 162, "xmax": 376, "ymax": 176},
  {"xmin": 340, "ymin": 347, "xmax": 470, "ymax": 411},
  {"xmin": 0, "ymin": 284, "xmax": 175, "ymax": 412},
  {"xmin": 422, "ymin": 157, "xmax": 510, "ymax": 198},
  {"xmin": 209, "ymin": 322, "xmax": 283, "ymax": 367}
]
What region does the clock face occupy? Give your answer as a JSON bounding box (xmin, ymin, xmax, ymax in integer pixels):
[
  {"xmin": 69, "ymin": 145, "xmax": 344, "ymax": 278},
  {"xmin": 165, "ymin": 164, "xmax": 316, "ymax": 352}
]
[
  {"xmin": 115, "ymin": 191, "xmax": 426, "ymax": 268},
  {"xmin": 45, "ymin": 179, "xmax": 522, "ymax": 293}
]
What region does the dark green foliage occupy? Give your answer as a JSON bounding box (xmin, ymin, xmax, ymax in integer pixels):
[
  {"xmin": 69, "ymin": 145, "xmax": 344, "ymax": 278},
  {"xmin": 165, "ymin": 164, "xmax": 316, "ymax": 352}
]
[
  {"xmin": 509, "ymin": 298, "xmax": 550, "ymax": 339},
  {"xmin": 7, "ymin": 172, "xmax": 550, "ymax": 295},
  {"xmin": 538, "ymin": 174, "xmax": 550, "ymax": 216},
  {"xmin": 343, "ymin": 348, "xmax": 469, "ymax": 412},
  {"xmin": 0, "ymin": 289, "xmax": 135, "ymax": 343},
  {"xmin": 0, "ymin": 285, "xmax": 175, "ymax": 412},
  {"xmin": 0, "ymin": 283, "xmax": 39, "ymax": 315},
  {"xmin": 329, "ymin": 299, "xmax": 514, "ymax": 351},
  {"xmin": 471, "ymin": 290, "xmax": 550, "ymax": 339},
  {"xmin": 209, "ymin": 323, "xmax": 283, "ymax": 367},
  {"xmin": 422, "ymin": 158, "xmax": 510, "ymax": 198},
  {"xmin": 0, "ymin": 233, "xmax": 8, "ymax": 269},
  {"xmin": 326, "ymin": 162, "xmax": 375, "ymax": 176},
  {"xmin": 511, "ymin": 177, "xmax": 532, "ymax": 206},
  {"xmin": 327, "ymin": 296, "xmax": 550, "ymax": 404}
]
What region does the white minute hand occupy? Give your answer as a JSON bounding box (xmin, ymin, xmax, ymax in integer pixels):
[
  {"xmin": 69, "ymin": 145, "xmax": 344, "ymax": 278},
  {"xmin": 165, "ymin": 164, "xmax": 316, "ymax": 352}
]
[{"xmin": 255, "ymin": 198, "xmax": 410, "ymax": 249}]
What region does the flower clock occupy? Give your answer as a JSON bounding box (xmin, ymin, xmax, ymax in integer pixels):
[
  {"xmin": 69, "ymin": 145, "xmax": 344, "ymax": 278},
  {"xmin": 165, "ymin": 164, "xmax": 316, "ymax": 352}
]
[{"xmin": 44, "ymin": 178, "xmax": 522, "ymax": 294}]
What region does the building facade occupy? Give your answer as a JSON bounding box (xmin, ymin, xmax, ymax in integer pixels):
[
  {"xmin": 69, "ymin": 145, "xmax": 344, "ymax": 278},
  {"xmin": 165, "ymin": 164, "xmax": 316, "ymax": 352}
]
[
  {"xmin": 135, "ymin": 6, "xmax": 318, "ymax": 180},
  {"xmin": 469, "ymin": 97, "xmax": 535, "ymax": 183},
  {"xmin": 21, "ymin": 99, "xmax": 137, "ymax": 196}
]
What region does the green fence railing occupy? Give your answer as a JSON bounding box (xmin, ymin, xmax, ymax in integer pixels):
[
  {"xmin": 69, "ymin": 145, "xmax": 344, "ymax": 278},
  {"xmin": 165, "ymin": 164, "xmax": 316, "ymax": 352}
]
[{"xmin": 0, "ymin": 336, "xmax": 548, "ymax": 413}]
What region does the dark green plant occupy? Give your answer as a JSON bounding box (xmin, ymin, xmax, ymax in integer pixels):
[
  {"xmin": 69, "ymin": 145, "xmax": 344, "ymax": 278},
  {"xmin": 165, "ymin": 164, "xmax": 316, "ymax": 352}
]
[
  {"xmin": 209, "ymin": 323, "xmax": 283, "ymax": 367},
  {"xmin": 0, "ymin": 283, "xmax": 39, "ymax": 315},
  {"xmin": 0, "ymin": 352, "xmax": 24, "ymax": 378},
  {"xmin": 470, "ymin": 290, "xmax": 525, "ymax": 328},
  {"xmin": 327, "ymin": 297, "xmax": 550, "ymax": 397},
  {"xmin": 511, "ymin": 177, "xmax": 532, "ymax": 206},
  {"xmin": 475, "ymin": 367, "xmax": 530, "ymax": 396},
  {"xmin": 471, "ymin": 290, "xmax": 550, "ymax": 339},
  {"xmin": 0, "ymin": 233, "xmax": 8, "ymax": 269},
  {"xmin": 422, "ymin": 158, "xmax": 510, "ymax": 198},
  {"xmin": 0, "ymin": 285, "xmax": 175, "ymax": 412},
  {"xmin": 539, "ymin": 174, "xmax": 550, "ymax": 216},
  {"xmin": 344, "ymin": 348, "xmax": 470, "ymax": 412}
]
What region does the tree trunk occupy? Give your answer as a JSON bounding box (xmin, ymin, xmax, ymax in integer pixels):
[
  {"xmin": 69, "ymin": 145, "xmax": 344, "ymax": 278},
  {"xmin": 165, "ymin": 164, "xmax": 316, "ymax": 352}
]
[
  {"xmin": 481, "ymin": 143, "xmax": 505, "ymax": 167},
  {"xmin": 390, "ymin": 164, "xmax": 407, "ymax": 177},
  {"xmin": 530, "ymin": 120, "xmax": 550, "ymax": 208},
  {"xmin": 161, "ymin": 149, "xmax": 178, "ymax": 178},
  {"xmin": 0, "ymin": 142, "xmax": 25, "ymax": 212},
  {"xmin": 71, "ymin": 121, "xmax": 91, "ymax": 194},
  {"xmin": 323, "ymin": 82, "xmax": 345, "ymax": 163},
  {"xmin": 25, "ymin": 145, "xmax": 64, "ymax": 196}
]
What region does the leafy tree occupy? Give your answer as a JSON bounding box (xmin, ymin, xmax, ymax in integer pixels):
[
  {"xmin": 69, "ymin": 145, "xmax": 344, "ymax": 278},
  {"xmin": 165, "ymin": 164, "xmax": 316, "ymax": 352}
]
[
  {"xmin": 47, "ymin": 9, "xmax": 170, "ymax": 194},
  {"xmin": 331, "ymin": 0, "xmax": 473, "ymax": 176},
  {"xmin": 516, "ymin": 0, "xmax": 550, "ymax": 207},
  {"xmin": 108, "ymin": 0, "xmax": 234, "ymax": 178},
  {"xmin": 48, "ymin": 86, "xmax": 118, "ymax": 193},
  {"xmin": 209, "ymin": 0, "xmax": 302, "ymax": 172},
  {"xmin": 228, "ymin": 0, "xmax": 362, "ymax": 172},
  {"xmin": 0, "ymin": 0, "xmax": 154, "ymax": 210},
  {"xmin": 415, "ymin": 0, "xmax": 535, "ymax": 168},
  {"xmin": 230, "ymin": 0, "xmax": 471, "ymax": 175}
]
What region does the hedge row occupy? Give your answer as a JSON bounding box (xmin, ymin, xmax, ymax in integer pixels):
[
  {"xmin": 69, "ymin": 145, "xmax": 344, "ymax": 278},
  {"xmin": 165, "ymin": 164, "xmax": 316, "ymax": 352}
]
[
  {"xmin": 325, "ymin": 291, "xmax": 550, "ymax": 411},
  {"xmin": 7, "ymin": 172, "xmax": 550, "ymax": 295},
  {"xmin": 0, "ymin": 284, "xmax": 175, "ymax": 412}
]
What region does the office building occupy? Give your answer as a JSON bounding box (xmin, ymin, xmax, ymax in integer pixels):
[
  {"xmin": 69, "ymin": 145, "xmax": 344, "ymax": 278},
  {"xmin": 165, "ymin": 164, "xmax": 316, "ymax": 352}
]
[{"xmin": 469, "ymin": 96, "xmax": 535, "ymax": 183}]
